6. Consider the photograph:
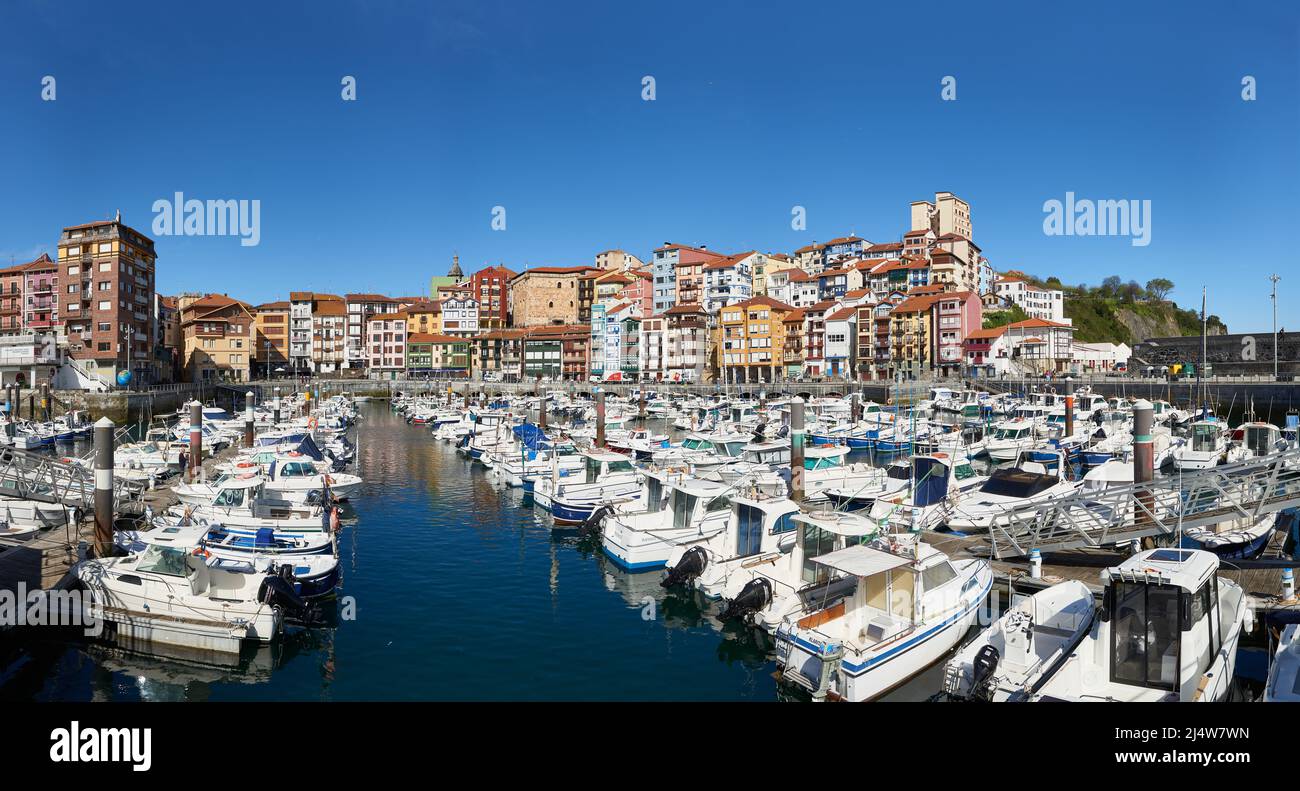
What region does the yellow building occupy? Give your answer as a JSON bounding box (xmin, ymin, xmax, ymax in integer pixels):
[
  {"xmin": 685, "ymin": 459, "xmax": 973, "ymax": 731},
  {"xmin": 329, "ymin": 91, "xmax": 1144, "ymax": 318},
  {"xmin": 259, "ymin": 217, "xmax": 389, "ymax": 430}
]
[
  {"xmin": 180, "ymin": 294, "xmax": 255, "ymax": 383},
  {"xmin": 887, "ymin": 293, "xmax": 939, "ymax": 379},
  {"xmin": 715, "ymin": 295, "xmax": 796, "ymax": 384}
]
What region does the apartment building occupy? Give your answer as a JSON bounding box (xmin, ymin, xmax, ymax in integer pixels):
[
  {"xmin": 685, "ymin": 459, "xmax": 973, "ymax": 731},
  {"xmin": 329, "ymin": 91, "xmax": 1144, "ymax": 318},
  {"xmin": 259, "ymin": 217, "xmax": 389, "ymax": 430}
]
[
  {"xmin": 792, "ymin": 242, "xmax": 825, "ymax": 272},
  {"xmin": 639, "ymin": 314, "xmax": 666, "ymax": 382},
  {"xmin": 254, "ymin": 301, "xmax": 290, "ymax": 378},
  {"xmin": 823, "ymin": 306, "xmax": 857, "ymax": 378},
  {"xmin": 312, "ymin": 295, "xmax": 348, "ymax": 373},
  {"xmin": 652, "ymin": 243, "xmax": 722, "ymax": 313},
  {"xmin": 821, "ymin": 236, "xmax": 868, "ymax": 269},
  {"xmin": 464, "ymin": 265, "xmax": 514, "ymax": 329},
  {"xmin": 657, "ymin": 303, "xmax": 709, "ymax": 382},
  {"xmin": 154, "ymin": 294, "xmax": 180, "ymax": 382},
  {"xmin": 179, "ymin": 294, "xmax": 254, "ymax": 382},
  {"xmin": 365, "ymin": 313, "xmax": 407, "ymax": 379},
  {"xmin": 439, "ymin": 296, "xmax": 479, "ymax": 336},
  {"xmin": 994, "ymin": 276, "xmax": 1066, "ymax": 322},
  {"xmin": 345, "ymin": 293, "xmax": 404, "ymax": 369},
  {"xmin": 702, "ymin": 252, "xmax": 758, "ymax": 313},
  {"xmin": 716, "ymin": 295, "xmax": 796, "ymax": 384},
  {"xmin": 57, "ymin": 214, "xmax": 157, "ymax": 385},
  {"xmin": 288, "ymin": 292, "xmax": 315, "ymax": 374},
  {"xmin": 594, "ymin": 249, "xmax": 645, "ymax": 271},
  {"xmin": 889, "ymin": 293, "xmax": 940, "ymax": 379},
  {"xmin": 474, "ymin": 328, "xmax": 526, "ymax": 381},
  {"xmin": 782, "ymin": 309, "xmax": 805, "ymax": 378},
  {"xmin": 521, "ymin": 325, "xmax": 589, "ymax": 380},
  {"xmin": 930, "ymin": 290, "xmax": 982, "ymax": 377},
  {"xmin": 910, "ymin": 191, "xmax": 973, "ymax": 241}
]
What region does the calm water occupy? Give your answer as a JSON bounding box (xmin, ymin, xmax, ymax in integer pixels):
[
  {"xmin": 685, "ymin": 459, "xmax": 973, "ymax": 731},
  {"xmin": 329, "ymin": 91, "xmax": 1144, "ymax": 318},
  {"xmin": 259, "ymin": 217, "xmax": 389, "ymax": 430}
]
[{"xmin": 0, "ymin": 403, "xmax": 799, "ymax": 701}]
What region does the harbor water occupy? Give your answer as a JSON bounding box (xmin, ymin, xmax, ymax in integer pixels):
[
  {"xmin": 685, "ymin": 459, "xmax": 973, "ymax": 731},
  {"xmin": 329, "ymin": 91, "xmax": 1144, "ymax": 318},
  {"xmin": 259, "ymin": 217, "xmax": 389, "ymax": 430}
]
[{"xmin": 0, "ymin": 403, "xmax": 800, "ymax": 700}]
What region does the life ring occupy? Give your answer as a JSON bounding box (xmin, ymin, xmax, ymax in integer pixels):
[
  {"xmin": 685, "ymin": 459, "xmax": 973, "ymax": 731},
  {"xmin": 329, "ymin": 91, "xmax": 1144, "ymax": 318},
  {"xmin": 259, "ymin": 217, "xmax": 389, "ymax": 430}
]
[
  {"xmin": 192, "ymin": 547, "xmax": 210, "ymax": 558},
  {"xmin": 237, "ymin": 462, "xmax": 256, "ymax": 468},
  {"xmin": 308, "ymin": 417, "xmax": 318, "ymax": 430}
]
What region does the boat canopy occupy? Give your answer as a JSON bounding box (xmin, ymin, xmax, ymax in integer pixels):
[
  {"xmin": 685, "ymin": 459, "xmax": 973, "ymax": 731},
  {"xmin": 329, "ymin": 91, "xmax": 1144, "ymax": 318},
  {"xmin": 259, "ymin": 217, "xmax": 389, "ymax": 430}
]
[
  {"xmin": 978, "ymin": 468, "xmax": 1060, "ymax": 498},
  {"xmin": 811, "ymin": 543, "xmax": 910, "ymax": 578}
]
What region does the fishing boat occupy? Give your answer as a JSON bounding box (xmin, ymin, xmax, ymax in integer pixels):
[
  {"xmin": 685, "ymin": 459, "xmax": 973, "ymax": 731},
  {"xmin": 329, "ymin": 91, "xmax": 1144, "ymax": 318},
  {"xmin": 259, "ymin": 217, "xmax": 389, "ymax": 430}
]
[
  {"xmin": 73, "ymin": 538, "xmax": 317, "ymax": 654},
  {"xmin": 1028, "ymin": 548, "xmax": 1248, "ymax": 702},
  {"xmin": 941, "ymin": 580, "xmax": 1094, "ymax": 701},
  {"xmin": 598, "ymin": 472, "xmax": 732, "ymax": 571},
  {"xmin": 531, "ymin": 450, "xmax": 641, "ymax": 525},
  {"xmin": 1179, "ymin": 513, "xmax": 1277, "ymax": 559},
  {"xmin": 772, "ymin": 527, "xmax": 992, "ymax": 701},
  {"xmin": 120, "ymin": 523, "xmax": 340, "ymax": 599},
  {"xmin": 661, "ymin": 491, "xmax": 800, "ymax": 594},
  {"xmin": 985, "ymin": 418, "xmax": 1040, "ymax": 461},
  {"xmin": 1172, "ymin": 419, "xmax": 1230, "ymax": 470},
  {"xmin": 165, "ymin": 475, "xmax": 337, "ymax": 535}
]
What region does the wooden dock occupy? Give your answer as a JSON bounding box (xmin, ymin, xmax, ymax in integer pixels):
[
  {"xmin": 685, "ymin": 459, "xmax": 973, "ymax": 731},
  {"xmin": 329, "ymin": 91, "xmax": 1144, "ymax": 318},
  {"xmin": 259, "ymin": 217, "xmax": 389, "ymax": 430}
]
[{"xmin": 923, "ymin": 528, "xmax": 1300, "ymax": 614}]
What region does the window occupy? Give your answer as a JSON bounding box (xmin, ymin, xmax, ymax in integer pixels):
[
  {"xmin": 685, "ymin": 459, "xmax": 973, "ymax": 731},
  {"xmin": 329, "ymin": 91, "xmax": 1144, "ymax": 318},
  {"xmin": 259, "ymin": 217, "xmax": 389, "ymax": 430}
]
[{"xmin": 1110, "ymin": 581, "xmax": 1181, "ymax": 691}]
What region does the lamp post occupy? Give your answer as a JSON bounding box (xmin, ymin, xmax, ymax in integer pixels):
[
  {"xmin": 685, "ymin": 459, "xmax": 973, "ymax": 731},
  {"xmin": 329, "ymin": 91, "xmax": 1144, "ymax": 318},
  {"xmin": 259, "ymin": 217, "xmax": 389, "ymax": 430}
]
[
  {"xmin": 1270, "ymin": 274, "xmax": 1281, "ymax": 381},
  {"xmin": 121, "ymin": 322, "xmax": 132, "ymax": 391}
]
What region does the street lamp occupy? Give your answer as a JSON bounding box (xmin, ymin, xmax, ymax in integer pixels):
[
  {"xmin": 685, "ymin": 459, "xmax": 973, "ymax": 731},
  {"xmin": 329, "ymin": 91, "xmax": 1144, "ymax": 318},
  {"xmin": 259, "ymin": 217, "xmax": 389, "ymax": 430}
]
[
  {"xmin": 121, "ymin": 322, "xmax": 132, "ymax": 391},
  {"xmin": 1270, "ymin": 274, "xmax": 1281, "ymax": 381}
]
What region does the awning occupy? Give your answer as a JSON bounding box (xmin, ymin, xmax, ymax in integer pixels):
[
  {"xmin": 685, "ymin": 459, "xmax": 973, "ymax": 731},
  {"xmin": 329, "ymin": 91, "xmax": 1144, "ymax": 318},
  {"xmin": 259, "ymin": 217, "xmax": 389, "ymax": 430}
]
[{"xmin": 810, "ymin": 544, "xmax": 910, "ymax": 578}]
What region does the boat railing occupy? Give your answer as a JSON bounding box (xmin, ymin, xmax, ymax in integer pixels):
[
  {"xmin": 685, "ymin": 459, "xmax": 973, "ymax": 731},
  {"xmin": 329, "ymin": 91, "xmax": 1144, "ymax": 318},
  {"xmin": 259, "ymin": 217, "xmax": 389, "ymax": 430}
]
[{"xmin": 984, "ymin": 446, "xmax": 1300, "ymax": 558}]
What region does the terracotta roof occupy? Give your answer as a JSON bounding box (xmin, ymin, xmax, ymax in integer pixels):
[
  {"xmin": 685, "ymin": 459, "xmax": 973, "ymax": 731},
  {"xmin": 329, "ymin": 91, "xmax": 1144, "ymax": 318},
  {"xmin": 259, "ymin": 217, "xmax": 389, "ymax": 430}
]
[
  {"xmin": 257, "ymin": 301, "xmax": 290, "ymax": 311},
  {"xmin": 1006, "ymin": 317, "xmax": 1073, "ymax": 330},
  {"xmin": 730, "ymin": 295, "xmax": 795, "ymax": 312},
  {"xmin": 903, "ymin": 228, "xmax": 932, "ymax": 238},
  {"xmin": 964, "ymin": 327, "xmax": 1008, "ymax": 340},
  {"xmin": 892, "ymin": 294, "xmax": 942, "ymax": 314},
  {"xmin": 704, "ymin": 251, "xmax": 756, "ymax": 270},
  {"xmin": 793, "ymin": 243, "xmax": 824, "ymax": 254},
  {"xmin": 313, "ymin": 300, "xmax": 347, "ymax": 316},
  {"xmin": 826, "ymin": 307, "xmax": 857, "ymax": 321},
  {"xmin": 783, "ymin": 309, "xmax": 805, "ymax": 323},
  {"xmin": 845, "ymin": 289, "xmax": 871, "ymax": 299},
  {"xmin": 865, "ymin": 242, "xmax": 903, "ymax": 253},
  {"xmin": 1021, "ymin": 337, "xmax": 1046, "ymax": 344},
  {"xmin": 824, "ymin": 236, "xmax": 864, "ymax": 246},
  {"xmin": 808, "ymin": 300, "xmax": 838, "ymax": 312},
  {"xmin": 663, "ymin": 303, "xmax": 706, "ymax": 315}
]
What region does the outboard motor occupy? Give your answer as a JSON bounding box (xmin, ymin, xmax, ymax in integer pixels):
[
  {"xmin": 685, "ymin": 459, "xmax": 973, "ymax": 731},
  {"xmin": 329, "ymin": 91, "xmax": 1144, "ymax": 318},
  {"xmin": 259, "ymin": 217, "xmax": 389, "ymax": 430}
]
[
  {"xmin": 258, "ymin": 566, "xmax": 321, "ymax": 625},
  {"xmin": 661, "ymin": 546, "xmax": 708, "ymax": 588},
  {"xmin": 969, "ymin": 644, "xmax": 1001, "ymax": 701},
  {"xmin": 718, "ymin": 577, "xmax": 772, "ymax": 622},
  {"xmin": 578, "ymin": 504, "xmax": 611, "ymax": 537}
]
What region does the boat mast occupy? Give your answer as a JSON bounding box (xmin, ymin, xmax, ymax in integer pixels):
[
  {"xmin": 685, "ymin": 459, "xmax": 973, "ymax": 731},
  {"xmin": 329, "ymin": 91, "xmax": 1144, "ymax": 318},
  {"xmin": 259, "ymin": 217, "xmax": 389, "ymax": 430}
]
[{"xmin": 1199, "ymin": 286, "xmax": 1207, "ymax": 418}]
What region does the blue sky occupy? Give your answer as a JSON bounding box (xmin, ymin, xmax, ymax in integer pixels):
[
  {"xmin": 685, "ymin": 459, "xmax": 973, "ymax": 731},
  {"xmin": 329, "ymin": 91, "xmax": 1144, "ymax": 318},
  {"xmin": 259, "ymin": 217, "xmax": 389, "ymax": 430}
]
[{"xmin": 0, "ymin": 0, "xmax": 1296, "ymax": 330}]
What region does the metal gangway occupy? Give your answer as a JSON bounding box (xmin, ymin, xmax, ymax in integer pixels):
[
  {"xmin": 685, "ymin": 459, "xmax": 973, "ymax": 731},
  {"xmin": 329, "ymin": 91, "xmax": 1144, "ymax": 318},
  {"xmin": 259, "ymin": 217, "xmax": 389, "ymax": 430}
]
[
  {"xmin": 982, "ymin": 448, "xmax": 1300, "ymax": 558},
  {"xmin": 0, "ymin": 443, "xmax": 139, "ymax": 512}
]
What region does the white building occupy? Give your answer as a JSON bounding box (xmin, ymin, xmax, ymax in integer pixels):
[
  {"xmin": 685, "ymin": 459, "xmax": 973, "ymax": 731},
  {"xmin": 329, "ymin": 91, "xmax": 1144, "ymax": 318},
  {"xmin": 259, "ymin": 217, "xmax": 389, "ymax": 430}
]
[
  {"xmin": 702, "ymin": 252, "xmax": 757, "ymax": 313},
  {"xmin": 439, "ymin": 296, "xmax": 480, "ymax": 336},
  {"xmin": 1072, "ymin": 341, "xmax": 1131, "ymax": 373},
  {"xmin": 994, "ymin": 276, "xmax": 1067, "ymax": 323},
  {"xmin": 288, "ymin": 292, "xmax": 315, "ymax": 373}
]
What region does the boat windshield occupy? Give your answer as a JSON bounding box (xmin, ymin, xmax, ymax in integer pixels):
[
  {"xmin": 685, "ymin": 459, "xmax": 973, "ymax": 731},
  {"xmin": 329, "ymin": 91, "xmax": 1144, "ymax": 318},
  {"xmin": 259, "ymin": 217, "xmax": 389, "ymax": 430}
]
[
  {"xmin": 806, "ymin": 455, "xmax": 842, "ymax": 471},
  {"xmin": 136, "ymin": 545, "xmax": 190, "ymax": 577},
  {"xmin": 886, "ymin": 463, "xmax": 910, "ymax": 480},
  {"xmin": 954, "ymin": 463, "xmax": 977, "ymax": 480},
  {"xmin": 681, "ymin": 439, "xmax": 701, "ymax": 450},
  {"xmin": 1245, "ymin": 426, "xmax": 1275, "ymax": 456},
  {"xmin": 1110, "ymin": 580, "xmax": 1181, "ymax": 691},
  {"xmin": 977, "ymin": 468, "xmax": 1059, "ymax": 498},
  {"xmin": 995, "ymin": 426, "xmax": 1028, "ymax": 440},
  {"xmin": 1191, "ymin": 424, "xmax": 1219, "ymax": 452},
  {"xmin": 213, "ymin": 487, "xmax": 247, "ymax": 508},
  {"xmin": 720, "ymin": 441, "xmax": 746, "ymax": 457}
]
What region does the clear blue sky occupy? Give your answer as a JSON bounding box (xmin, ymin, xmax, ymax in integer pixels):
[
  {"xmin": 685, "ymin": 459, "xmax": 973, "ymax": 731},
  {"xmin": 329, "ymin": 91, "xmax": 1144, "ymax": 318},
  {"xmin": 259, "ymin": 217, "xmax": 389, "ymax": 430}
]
[{"xmin": 0, "ymin": 0, "xmax": 1295, "ymax": 330}]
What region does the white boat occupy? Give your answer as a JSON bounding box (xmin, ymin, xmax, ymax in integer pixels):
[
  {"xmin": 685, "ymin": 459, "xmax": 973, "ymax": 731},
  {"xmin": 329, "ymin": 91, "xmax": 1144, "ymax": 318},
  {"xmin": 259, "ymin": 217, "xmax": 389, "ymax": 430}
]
[
  {"xmin": 773, "ymin": 529, "xmax": 993, "ymax": 701},
  {"xmin": 1029, "ymin": 548, "xmax": 1248, "ymax": 702},
  {"xmin": 74, "ymin": 539, "xmax": 315, "ymax": 654},
  {"xmin": 661, "ymin": 491, "xmax": 801, "ymax": 596},
  {"xmin": 599, "ymin": 472, "xmax": 732, "ymax": 571},
  {"xmin": 941, "ymin": 580, "xmax": 1095, "ymax": 701},
  {"xmin": 166, "ymin": 475, "xmax": 335, "ymax": 534},
  {"xmin": 985, "ymin": 418, "xmax": 1040, "ymax": 461},
  {"xmin": 1172, "ymin": 419, "xmax": 1230, "ymax": 470},
  {"xmin": 531, "ymin": 450, "xmax": 641, "ymax": 525},
  {"xmin": 1264, "ymin": 623, "xmax": 1300, "ymax": 702},
  {"xmin": 946, "ymin": 453, "xmax": 1077, "ymax": 532}
]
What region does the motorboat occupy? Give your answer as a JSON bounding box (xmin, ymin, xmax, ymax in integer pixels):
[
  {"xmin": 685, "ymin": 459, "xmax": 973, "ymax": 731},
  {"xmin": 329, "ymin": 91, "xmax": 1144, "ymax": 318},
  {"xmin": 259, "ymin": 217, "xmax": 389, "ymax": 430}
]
[
  {"xmin": 73, "ymin": 537, "xmax": 317, "ymax": 654},
  {"xmin": 941, "ymin": 580, "xmax": 1095, "ymax": 701},
  {"xmin": 598, "ymin": 472, "xmax": 733, "ymax": 571},
  {"xmin": 946, "ymin": 452, "xmax": 1077, "ymax": 532},
  {"xmin": 773, "ymin": 528, "xmax": 992, "ymax": 701},
  {"xmin": 1172, "ymin": 419, "xmax": 1230, "ymax": 470},
  {"xmin": 531, "ymin": 450, "xmax": 641, "ymax": 525},
  {"xmin": 1028, "ymin": 548, "xmax": 1247, "ymax": 702},
  {"xmin": 661, "ymin": 491, "xmax": 801, "ymax": 595}
]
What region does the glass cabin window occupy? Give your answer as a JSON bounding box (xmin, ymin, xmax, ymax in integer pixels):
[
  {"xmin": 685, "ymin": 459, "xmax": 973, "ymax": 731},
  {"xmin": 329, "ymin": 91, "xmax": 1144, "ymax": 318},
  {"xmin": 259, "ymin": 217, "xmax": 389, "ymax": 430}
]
[{"xmin": 1111, "ymin": 581, "xmax": 1181, "ymax": 691}]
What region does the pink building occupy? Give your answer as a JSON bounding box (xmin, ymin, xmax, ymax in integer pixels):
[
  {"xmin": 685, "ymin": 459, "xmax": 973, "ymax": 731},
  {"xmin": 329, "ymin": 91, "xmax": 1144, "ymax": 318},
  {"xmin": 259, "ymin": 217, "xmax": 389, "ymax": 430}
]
[
  {"xmin": 617, "ymin": 269, "xmax": 654, "ymax": 316},
  {"xmin": 931, "ymin": 290, "xmax": 981, "ymax": 377}
]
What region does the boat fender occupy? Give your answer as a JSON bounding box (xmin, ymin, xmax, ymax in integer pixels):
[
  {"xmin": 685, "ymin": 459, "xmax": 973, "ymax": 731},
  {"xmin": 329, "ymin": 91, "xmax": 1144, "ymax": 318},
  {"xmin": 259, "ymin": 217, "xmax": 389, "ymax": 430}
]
[{"xmin": 661, "ymin": 546, "xmax": 708, "ymax": 589}]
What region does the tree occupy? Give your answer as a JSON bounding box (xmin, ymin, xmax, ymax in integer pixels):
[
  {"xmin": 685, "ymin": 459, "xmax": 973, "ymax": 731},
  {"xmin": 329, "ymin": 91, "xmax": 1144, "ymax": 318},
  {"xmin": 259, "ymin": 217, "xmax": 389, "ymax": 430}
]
[
  {"xmin": 1145, "ymin": 277, "xmax": 1174, "ymax": 301},
  {"xmin": 1100, "ymin": 275, "xmax": 1123, "ymax": 297}
]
